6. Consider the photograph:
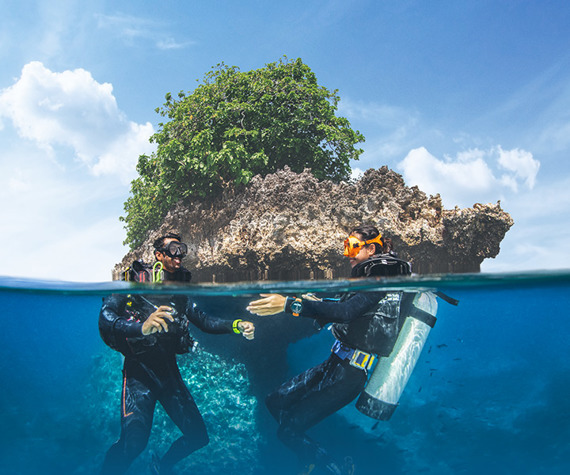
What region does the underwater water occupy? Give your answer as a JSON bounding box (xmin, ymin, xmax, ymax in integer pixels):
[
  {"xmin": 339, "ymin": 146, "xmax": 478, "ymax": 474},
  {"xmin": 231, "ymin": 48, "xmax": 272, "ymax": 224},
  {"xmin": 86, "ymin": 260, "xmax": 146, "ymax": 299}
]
[{"xmin": 0, "ymin": 271, "xmax": 569, "ymax": 475}]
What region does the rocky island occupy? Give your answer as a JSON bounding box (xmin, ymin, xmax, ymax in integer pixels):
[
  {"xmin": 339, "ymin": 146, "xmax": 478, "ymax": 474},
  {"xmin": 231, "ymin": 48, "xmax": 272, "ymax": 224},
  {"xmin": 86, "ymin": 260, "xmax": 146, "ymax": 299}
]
[{"xmin": 114, "ymin": 166, "xmax": 513, "ymax": 281}]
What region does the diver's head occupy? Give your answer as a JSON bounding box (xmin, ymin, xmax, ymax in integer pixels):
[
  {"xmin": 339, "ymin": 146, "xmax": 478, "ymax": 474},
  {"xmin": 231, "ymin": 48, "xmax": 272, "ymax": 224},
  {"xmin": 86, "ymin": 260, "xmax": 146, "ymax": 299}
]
[
  {"xmin": 344, "ymin": 224, "xmax": 384, "ymax": 268},
  {"xmin": 153, "ymin": 232, "xmax": 188, "ymax": 274}
]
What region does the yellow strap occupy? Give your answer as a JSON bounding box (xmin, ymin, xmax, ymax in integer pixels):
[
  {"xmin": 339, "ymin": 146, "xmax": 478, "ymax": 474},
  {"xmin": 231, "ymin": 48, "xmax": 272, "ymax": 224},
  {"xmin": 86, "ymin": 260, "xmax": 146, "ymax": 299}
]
[
  {"xmin": 232, "ymin": 319, "xmax": 243, "ymax": 334},
  {"xmin": 152, "ymin": 262, "xmax": 164, "ymax": 283}
]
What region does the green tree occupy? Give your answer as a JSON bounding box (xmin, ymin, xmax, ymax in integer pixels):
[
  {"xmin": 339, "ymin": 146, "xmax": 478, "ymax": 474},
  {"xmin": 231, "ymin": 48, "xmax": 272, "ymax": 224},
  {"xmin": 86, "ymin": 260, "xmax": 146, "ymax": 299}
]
[{"xmin": 122, "ymin": 57, "xmax": 365, "ymax": 248}]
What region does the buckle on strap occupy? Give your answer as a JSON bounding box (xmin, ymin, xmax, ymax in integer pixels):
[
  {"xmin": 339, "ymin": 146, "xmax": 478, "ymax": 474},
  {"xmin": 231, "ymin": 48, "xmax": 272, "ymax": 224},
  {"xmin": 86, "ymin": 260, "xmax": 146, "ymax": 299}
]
[
  {"xmin": 350, "ymin": 350, "xmax": 375, "ymax": 370},
  {"xmin": 331, "ymin": 340, "xmax": 375, "ymax": 370}
]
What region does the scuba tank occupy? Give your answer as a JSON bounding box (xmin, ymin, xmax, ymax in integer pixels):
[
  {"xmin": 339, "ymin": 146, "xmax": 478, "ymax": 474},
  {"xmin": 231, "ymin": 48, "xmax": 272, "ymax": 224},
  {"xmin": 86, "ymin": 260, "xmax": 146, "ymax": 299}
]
[
  {"xmin": 355, "ymin": 291, "xmax": 438, "ymax": 420},
  {"xmin": 349, "ymin": 254, "xmax": 446, "ymax": 420}
]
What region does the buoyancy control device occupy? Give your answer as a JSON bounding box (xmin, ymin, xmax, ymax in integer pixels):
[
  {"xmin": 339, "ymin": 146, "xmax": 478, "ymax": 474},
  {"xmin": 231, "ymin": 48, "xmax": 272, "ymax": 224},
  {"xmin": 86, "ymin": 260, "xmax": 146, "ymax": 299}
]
[
  {"xmin": 121, "ymin": 260, "xmax": 192, "ymax": 283},
  {"xmin": 351, "ymin": 253, "xmax": 412, "ymax": 278},
  {"xmin": 99, "ymin": 293, "xmax": 196, "ymax": 356},
  {"xmin": 122, "ymin": 260, "xmax": 164, "ymax": 283}
]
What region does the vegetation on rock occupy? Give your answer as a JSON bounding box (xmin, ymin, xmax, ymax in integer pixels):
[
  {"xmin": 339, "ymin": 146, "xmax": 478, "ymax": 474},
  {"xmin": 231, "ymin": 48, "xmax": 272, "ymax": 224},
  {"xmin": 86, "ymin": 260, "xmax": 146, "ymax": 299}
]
[{"xmin": 122, "ymin": 57, "xmax": 364, "ymax": 248}]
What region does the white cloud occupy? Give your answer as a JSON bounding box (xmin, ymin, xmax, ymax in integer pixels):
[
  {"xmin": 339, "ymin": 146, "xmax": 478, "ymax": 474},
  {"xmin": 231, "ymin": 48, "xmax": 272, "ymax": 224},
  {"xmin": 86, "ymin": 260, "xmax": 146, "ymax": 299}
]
[
  {"xmin": 0, "ymin": 143, "xmax": 130, "ymax": 281},
  {"xmin": 0, "ymin": 62, "xmax": 157, "ymax": 281},
  {"xmin": 496, "ymin": 146, "xmax": 540, "ymax": 190},
  {"xmin": 350, "ymin": 167, "xmax": 364, "ymax": 181},
  {"xmin": 92, "ymin": 121, "xmax": 155, "ymax": 179},
  {"xmin": 157, "ymin": 37, "xmax": 191, "ymax": 50},
  {"xmin": 0, "ymin": 61, "xmax": 155, "ymax": 183},
  {"xmin": 397, "ymin": 146, "xmax": 540, "ymax": 208},
  {"xmin": 95, "ymin": 13, "xmax": 193, "ymax": 50},
  {"xmin": 396, "ymin": 146, "xmax": 570, "ymax": 272}
]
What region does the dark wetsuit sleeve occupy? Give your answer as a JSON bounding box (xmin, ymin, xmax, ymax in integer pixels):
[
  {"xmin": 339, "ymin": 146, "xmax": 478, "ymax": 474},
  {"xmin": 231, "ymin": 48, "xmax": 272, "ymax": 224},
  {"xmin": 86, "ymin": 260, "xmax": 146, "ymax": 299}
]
[
  {"xmin": 99, "ymin": 294, "xmax": 144, "ymax": 339},
  {"xmin": 184, "ymin": 299, "xmax": 234, "ymax": 334},
  {"xmin": 284, "ymin": 291, "xmax": 386, "ymax": 324}
]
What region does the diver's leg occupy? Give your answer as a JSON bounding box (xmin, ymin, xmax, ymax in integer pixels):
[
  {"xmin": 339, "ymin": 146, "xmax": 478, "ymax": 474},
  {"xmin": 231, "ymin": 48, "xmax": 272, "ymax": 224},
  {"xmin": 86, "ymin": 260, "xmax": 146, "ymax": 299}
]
[
  {"xmin": 101, "ymin": 362, "xmax": 157, "ymax": 474},
  {"xmin": 267, "ymin": 355, "xmax": 366, "ymax": 472},
  {"xmin": 154, "ymin": 368, "xmax": 209, "ymax": 472},
  {"xmin": 266, "ymin": 356, "xmax": 332, "ymax": 422}
]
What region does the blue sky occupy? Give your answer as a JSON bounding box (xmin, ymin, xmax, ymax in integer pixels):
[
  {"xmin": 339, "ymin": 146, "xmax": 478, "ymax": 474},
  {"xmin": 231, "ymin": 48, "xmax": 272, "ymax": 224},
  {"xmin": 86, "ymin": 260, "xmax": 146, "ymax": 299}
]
[{"xmin": 1, "ymin": 0, "xmax": 569, "ymax": 281}]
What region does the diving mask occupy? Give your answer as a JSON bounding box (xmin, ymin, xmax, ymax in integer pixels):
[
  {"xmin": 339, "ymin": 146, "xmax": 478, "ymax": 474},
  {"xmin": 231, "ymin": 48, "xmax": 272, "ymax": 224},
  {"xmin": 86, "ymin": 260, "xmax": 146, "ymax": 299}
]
[
  {"xmin": 343, "ymin": 234, "xmax": 383, "ymax": 258},
  {"xmin": 159, "ymin": 241, "xmax": 188, "ymax": 259}
]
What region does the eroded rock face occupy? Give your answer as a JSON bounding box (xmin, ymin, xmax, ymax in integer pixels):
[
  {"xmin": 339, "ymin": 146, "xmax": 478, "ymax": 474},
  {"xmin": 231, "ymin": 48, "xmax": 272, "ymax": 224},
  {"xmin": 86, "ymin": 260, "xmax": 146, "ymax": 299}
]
[{"xmin": 114, "ymin": 167, "xmax": 514, "ymax": 281}]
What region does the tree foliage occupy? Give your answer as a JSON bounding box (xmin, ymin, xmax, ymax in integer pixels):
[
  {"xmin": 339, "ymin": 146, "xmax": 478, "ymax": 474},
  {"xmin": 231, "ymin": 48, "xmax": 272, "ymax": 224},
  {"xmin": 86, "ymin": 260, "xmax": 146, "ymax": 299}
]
[{"xmin": 122, "ymin": 57, "xmax": 364, "ymax": 248}]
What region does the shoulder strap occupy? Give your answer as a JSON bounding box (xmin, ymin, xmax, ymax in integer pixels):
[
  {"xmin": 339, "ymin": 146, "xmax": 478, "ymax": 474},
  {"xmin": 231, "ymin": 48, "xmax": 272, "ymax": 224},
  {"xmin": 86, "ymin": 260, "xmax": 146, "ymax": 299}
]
[{"xmin": 434, "ymin": 291, "xmax": 459, "ymax": 306}]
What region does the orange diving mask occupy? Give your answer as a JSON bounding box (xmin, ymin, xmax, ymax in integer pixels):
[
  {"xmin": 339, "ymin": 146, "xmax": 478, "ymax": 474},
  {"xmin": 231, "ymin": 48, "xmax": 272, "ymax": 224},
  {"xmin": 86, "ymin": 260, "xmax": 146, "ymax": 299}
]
[{"xmin": 343, "ymin": 234, "xmax": 383, "ymax": 258}]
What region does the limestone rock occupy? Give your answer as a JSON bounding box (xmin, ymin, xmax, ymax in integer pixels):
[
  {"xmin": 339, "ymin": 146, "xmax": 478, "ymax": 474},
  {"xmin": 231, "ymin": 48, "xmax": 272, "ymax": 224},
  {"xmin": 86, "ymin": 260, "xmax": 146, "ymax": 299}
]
[{"xmin": 114, "ymin": 167, "xmax": 514, "ymax": 281}]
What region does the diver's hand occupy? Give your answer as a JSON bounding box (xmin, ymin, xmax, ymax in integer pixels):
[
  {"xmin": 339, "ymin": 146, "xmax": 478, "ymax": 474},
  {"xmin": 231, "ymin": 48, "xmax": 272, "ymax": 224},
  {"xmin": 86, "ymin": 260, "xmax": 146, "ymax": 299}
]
[
  {"xmin": 247, "ymin": 294, "xmax": 287, "ymax": 316},
  {"xmin": 141, "ymin": 306, "xmax": 175, "ymax": 335},
  {"xmin": 238, "ymin": 321, "xmax": 255, "ymax": 340}
]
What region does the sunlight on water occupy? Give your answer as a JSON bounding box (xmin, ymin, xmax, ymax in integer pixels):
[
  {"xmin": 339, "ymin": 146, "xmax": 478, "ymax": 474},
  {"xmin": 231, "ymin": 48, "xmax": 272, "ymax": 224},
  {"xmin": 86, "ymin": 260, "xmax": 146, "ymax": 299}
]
[{"xmin": 1, "ymin": 271, "xmax": 569, "ymax": 475}]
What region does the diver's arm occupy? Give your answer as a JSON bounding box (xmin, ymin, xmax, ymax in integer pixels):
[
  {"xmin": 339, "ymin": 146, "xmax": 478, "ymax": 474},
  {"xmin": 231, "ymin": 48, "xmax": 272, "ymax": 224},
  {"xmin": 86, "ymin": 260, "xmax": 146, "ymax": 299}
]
[
  {"xmin": 184, "ymin": 299, "xmax": 235, "ymax": 334},
  {"xmin": 284, "ymin": 291, "xmax": 386, "ymax": 323},
  {"xmin": 99, "ymin": 294, "xmax": 145, "ymax": 338}
]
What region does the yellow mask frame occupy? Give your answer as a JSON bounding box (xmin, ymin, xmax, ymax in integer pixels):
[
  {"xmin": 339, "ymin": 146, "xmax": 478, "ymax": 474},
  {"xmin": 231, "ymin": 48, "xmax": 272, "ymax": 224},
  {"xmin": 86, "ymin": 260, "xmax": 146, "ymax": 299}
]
[{"xmin": 343, "ymin": 234, "xmax": 383, "ymax": 258}]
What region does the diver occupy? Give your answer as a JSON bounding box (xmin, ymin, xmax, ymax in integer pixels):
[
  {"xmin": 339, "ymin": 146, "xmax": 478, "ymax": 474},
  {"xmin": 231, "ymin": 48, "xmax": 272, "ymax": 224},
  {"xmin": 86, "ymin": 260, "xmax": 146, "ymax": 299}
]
[
  {"xmin": 247, "ymin": 224, "xmax": 416, "ymax": 475},
  {"xmin": 99, "ymin": 232, "xmax": 255, "ymax": 475}
]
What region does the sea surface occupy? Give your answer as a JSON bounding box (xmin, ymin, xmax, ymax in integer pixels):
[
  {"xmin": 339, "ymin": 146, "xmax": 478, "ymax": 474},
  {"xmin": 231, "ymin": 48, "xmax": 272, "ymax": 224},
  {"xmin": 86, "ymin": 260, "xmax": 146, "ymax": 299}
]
[{"xmin": 0, "ymin": 271, "xmax": 569, "ymax": 475}]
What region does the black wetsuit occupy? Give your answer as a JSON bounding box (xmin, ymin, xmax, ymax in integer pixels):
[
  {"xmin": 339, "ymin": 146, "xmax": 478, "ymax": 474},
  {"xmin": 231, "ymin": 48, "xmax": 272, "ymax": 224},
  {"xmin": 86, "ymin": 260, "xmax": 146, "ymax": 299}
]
[
  {"xmin": 99, "ymin": 281, "xmax": 235, "ymax": 474},
  {"xmin": 266, "ymin": 289, "xmax": 414, "ymax": 473}
]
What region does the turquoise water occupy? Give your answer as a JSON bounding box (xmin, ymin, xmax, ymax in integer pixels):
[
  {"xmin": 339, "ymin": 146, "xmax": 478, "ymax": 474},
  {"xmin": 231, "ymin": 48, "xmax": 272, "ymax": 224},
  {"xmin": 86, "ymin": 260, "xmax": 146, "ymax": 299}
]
[{"xmin": 1, "ymin": 271, "xmax": 569, "ymax": 475}]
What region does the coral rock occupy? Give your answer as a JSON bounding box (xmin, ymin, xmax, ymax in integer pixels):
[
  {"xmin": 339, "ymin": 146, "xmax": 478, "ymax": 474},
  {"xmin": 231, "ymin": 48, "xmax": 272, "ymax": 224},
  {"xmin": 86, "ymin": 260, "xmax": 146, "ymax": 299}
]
[{"xmin": 114, "ymin": 167, "xmax": 514, "ymax": 281}]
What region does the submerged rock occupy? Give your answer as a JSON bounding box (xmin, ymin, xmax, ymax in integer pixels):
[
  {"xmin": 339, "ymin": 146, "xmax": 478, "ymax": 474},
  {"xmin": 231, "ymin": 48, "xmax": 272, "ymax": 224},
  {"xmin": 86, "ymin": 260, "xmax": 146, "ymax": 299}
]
[{"xmin": 114, "ymin": 167, "xmax": 513, "ymax": 281}]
